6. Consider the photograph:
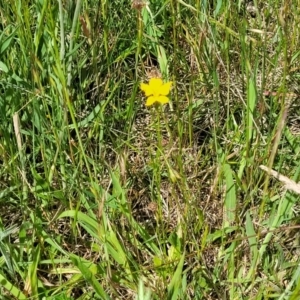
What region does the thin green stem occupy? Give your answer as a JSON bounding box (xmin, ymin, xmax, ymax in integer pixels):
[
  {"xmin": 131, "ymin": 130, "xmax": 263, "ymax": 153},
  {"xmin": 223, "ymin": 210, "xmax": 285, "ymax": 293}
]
[
  {"xmin": 58, "ymin": 0, "xmax": 65, "ymax": 62},
  {"xmin": 67, "ymin": 0, "xmax": 82, "ymax": 86}
]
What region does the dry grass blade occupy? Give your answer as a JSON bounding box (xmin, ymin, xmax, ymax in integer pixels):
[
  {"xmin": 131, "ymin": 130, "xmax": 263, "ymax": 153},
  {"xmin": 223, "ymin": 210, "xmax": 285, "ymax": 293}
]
[{"xmin": 260, "ymin": 165, "xmax": 300, "ymax": 194}]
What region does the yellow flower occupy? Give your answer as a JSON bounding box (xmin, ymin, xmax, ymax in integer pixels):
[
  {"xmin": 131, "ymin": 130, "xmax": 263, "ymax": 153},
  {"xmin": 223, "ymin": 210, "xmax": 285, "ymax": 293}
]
[{"xmin": 140, "ymin": 78, "xmax": 172, "ymax": 106}]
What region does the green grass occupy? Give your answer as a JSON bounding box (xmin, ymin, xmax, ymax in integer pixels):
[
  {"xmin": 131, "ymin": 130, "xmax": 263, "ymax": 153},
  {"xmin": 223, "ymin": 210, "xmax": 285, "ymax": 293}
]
[{"xmin": 1, "ymin": 0, "xmax": 300, "ymax": 299}]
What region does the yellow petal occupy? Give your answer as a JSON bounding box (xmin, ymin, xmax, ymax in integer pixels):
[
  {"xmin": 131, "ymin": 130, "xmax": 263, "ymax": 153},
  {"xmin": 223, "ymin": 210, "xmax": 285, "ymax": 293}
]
[
  {"xmin": 157, "ymin": 95, "xmax": 169, "ymax": 104},
  {"xmin": 140, "ymin": 83, "xmax": 153, "ymax": 96},
  {"xmin": 145, "ymin": 96, "xmax": 156, "ymax": 106},
  {"xmin": 159, "ymin": 81, "xmax": 172, "ymax": 96},
  {"xmin": 149, "ymin": 78, "xmax": 163, "ymax": 91},
  {"xmin": 145, "ymin": 96, "xmax": 170, "ymax": 106}
]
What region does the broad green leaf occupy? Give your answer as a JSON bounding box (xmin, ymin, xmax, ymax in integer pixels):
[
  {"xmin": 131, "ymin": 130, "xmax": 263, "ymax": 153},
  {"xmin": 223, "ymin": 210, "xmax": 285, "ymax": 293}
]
[
  {"xmin": 0, "ymin": 25, "xmax": 18, "ymax": 55},
  {"xmin": 247, "ymin": 78, "xmax": 256, "ymax": 142},
  {"xmin": 0, "ymin": 272, "xmax": 27, "ymax": 299},
  {"xmin": 223, "ymin": 164, "xmax": 237, "ymax": 227},
  {"xmin": 167, "ymin": 252, "xmax": 185, "ymax": 299},
  {"xmin": 0, "ymin": 61, "xmax": 8, "ymax": 73},
  {"xmin": 245, "ymin": 212, "xmax": 258, "ymax": 261},
  {"xmin": 70, "ymin": 255, "xmax": 110, "ymax": 299}
]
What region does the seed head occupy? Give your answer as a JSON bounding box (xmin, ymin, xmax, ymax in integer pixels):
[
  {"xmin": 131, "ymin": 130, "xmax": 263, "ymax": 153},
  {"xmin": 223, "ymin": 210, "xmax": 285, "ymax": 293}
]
[{"xmin": 132, "ymin": 0, "xmax": 146, "ymax": 10}]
